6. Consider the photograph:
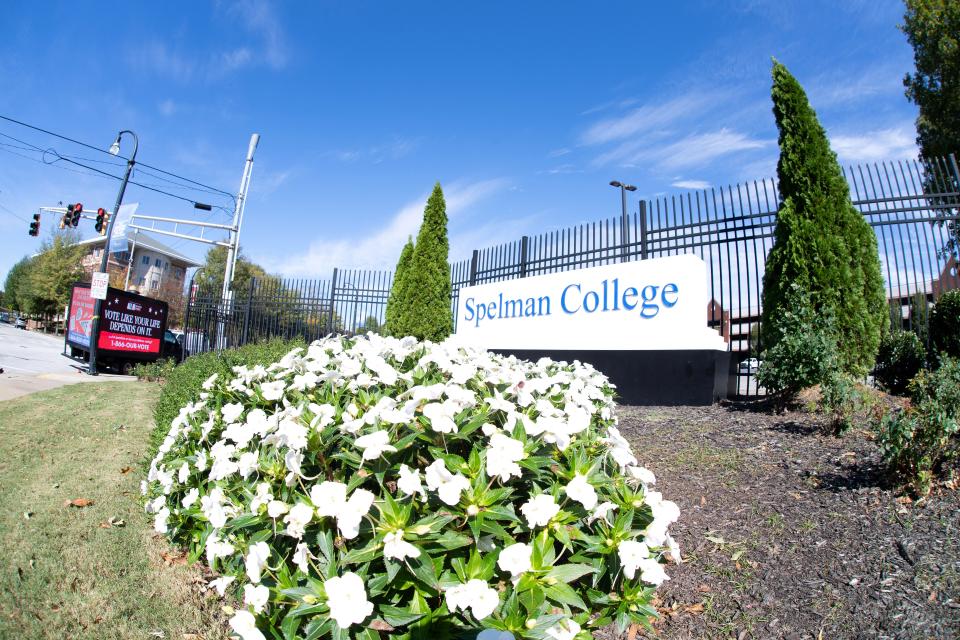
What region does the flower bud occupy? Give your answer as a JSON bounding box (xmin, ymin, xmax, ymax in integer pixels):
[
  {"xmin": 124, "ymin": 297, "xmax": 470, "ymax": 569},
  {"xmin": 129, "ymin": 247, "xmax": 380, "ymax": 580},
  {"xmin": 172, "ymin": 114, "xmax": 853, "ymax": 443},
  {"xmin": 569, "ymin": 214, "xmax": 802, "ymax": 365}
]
[
  {"xmin": 467, "ymin": 504, "xmax": 480, "ymax": 516},
  {"xmin": 605, "ymin": 538, "xmax": 614, "ymax": 546},
  {"xmin": 525, "ymin": 619, "xmax": 537, "ymax": 629}
]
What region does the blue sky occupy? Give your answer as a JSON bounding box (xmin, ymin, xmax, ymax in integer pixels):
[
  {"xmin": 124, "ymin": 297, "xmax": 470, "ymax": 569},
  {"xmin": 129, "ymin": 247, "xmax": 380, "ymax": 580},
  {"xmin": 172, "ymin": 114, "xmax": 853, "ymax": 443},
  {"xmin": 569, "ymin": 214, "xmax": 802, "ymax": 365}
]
[{"xmin": 0, "ymin": 0, "xmax": 919, "ymax": 284}]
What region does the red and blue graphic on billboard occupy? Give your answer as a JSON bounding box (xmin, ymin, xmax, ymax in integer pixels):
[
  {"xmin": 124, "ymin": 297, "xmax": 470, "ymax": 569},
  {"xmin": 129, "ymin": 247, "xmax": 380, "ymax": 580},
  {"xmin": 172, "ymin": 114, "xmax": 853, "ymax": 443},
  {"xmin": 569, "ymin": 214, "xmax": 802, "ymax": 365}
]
[{"xmin": 68, "ymin": 286, "xmax": 96, "ymax": 348}]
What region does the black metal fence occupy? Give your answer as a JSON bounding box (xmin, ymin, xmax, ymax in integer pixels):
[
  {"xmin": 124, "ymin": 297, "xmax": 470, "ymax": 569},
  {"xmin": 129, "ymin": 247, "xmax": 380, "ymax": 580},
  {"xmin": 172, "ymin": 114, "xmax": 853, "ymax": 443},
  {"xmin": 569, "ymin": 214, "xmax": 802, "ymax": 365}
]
[{"xmin": 184, "ymin": 154, "xmax": 960, "ymax": 397}]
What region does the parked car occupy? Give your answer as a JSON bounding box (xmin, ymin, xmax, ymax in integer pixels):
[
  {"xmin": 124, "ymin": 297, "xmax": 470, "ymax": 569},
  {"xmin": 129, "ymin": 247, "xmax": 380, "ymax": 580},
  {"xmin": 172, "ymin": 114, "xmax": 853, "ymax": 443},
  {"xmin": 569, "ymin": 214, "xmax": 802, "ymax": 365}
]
[
  {"xmin": 161, "ymin": 330, "xmax": 184, "ymax": 362},
  {"xmin": 14, "ymin": 316, "xmax": 27, "ymax": 330},
  {"xmin": 738, "ymin": 357, "xmax": 761, "ymax": 373},
  {"xmin": 0, "ymin": 312, "xmax": 10, "ymax": 323}
]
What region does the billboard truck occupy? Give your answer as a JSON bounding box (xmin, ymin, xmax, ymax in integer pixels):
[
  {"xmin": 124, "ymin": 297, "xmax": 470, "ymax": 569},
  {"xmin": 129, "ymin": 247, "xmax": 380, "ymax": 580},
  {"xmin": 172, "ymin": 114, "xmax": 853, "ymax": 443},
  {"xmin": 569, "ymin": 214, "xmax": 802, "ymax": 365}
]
[{"xmin": 66, "ymin": 282, "xmax": 181, "ymax": 374}]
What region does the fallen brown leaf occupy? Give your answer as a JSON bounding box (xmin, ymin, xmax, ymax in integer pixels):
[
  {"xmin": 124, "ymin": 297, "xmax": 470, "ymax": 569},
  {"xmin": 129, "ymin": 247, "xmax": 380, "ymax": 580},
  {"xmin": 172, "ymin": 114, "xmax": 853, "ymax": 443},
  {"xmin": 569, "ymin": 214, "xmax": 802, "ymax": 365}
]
[
  {"xmin": 697, "ymin": 584, "xmax": 712, "ymax": 593},
  {"xmin": 182, "ymin": 634, "xmax": 204, "ymax": 640},
  {"xmin": 369, "ymin": 620, "xmax": 394, "ymax": 632},
  {"xmin": 684, "ymin": 603, "xmax": 705, "ymax": 614},
  {"xmin": 120, "ymin": 466, "xmax": 133, "ymax": 474},
  {"xmin": 700, "ymin": 495, "xmax": 706, "ymax": 506},
  {"xmin": 161, "ymin": 551, "xmax": 187, "ymax": 566},
  {"xmin": 64, "ymin": 498, "xmax": 94, "ymax": 508},
  {"xmin": 626, "ymin": 623, "xmax": 639, "ymax": 640}
]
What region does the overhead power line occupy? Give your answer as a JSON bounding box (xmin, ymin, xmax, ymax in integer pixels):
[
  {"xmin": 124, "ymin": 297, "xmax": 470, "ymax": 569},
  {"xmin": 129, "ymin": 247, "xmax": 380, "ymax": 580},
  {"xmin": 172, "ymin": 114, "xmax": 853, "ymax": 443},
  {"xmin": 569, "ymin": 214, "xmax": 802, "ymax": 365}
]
[{"xmin": 0, "ymin": 113, "xmax": 236, "ymax": 207}]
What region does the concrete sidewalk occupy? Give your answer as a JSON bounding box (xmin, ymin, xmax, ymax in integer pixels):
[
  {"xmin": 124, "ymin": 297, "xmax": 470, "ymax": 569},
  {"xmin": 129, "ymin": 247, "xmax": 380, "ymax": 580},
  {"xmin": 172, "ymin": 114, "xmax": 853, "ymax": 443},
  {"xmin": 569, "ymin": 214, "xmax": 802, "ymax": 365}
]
[{"xmin": 0, "ymin": 323, "xmax": 136, "ymax": 402}]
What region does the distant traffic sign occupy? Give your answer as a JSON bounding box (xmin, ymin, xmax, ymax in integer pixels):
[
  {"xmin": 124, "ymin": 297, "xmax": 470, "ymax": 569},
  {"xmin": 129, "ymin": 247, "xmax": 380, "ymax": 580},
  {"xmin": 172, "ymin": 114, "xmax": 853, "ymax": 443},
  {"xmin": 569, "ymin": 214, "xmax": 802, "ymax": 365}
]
[{"xmin": 90, "ymin": 272, "xmax": 109, "ymax": 300}]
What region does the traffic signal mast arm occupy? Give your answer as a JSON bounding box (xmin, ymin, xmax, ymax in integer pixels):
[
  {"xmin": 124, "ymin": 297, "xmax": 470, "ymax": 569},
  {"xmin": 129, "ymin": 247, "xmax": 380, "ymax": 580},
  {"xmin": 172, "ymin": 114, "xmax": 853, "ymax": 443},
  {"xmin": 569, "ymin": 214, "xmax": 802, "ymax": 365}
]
[{"xmin": 39, "ymin": 206, "xmax": 237, "ymax": 247}]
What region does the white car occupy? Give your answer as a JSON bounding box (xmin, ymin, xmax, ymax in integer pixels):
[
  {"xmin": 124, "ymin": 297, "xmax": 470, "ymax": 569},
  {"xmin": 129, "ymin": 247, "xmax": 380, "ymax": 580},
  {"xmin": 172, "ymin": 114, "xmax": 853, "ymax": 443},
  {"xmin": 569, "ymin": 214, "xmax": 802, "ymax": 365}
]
[{"xmin": 738, "ymin": 357, "xmax": 760, "ymax": 373}]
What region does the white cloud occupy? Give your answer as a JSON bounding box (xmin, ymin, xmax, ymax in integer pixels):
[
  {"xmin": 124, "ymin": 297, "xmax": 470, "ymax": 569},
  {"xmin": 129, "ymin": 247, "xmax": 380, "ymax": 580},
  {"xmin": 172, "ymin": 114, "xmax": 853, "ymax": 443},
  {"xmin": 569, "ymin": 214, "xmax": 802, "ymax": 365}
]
[
  {"xmin": 263, "ymin": 179, "xmax": 509, "ymax": 277},
  {"xmin": 580, "ymin": 93, "xmax": 716, "ymax": 145},
  {"xmin": 595, "ymin": 128, "xmax": 772, "ymax": 170},
  {"xmin": 325, "ymin": 138, "xmax": 421, "ymax": 164},
  {"xmin": 547, "ymin": 148, "xmax": 572, "ymax": 158},
  {"xmin": 830, "ymin": 126, "xmax": 918, "ymax": 163},
  {"xmin": 131, "ymin": 0, "xmax": 287, "ymax": 80},
  {"xmin": 671, "ymin": 179, "xmax": 711, "ymax": 190}
]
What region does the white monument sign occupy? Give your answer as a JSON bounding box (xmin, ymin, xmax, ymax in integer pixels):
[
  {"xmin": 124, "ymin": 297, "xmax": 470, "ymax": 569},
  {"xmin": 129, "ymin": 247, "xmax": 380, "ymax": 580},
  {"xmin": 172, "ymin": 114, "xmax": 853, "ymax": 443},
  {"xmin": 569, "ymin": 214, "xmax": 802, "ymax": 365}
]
[
  {"xmin": 90, "ymin": 271, "xmax": 110, "ymax": 300},
  {"xmin": 454, "ymin": 254, "xmax": 726, "ymax": 351}
]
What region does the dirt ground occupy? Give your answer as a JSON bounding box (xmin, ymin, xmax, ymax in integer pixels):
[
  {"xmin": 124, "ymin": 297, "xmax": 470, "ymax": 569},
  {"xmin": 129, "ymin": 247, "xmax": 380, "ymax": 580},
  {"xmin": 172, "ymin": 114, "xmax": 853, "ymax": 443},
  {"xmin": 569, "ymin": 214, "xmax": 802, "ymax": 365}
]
[{"xmin": 614, "ymin": 404, "xmax": 960, "ymax": 640}]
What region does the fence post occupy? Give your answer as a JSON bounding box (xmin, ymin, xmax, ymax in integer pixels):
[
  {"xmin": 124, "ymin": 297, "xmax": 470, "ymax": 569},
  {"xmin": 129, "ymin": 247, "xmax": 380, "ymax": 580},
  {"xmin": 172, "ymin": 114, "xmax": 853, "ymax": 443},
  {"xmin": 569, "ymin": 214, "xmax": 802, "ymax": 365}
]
[
  {"xmin": 639, "ymin": 200, "xmax": 649, "ymax": 260},
  {"xmin": 469, "ymin": 250, "xmax": 479, "ymax": 286},
  {"xmin": 949, "ymin": 153, "xmax": 960, "ymax": 191},
  {"xmin": 328, "ymin": 268, "xmax": 338, "ymax": 335},
  {"xmin": 241, "ymin": 276, "xmax": 256, "ymax": 346},
  {"xmin": 519, "ymin": 236, "xmax": 529, "ymax": 277}
]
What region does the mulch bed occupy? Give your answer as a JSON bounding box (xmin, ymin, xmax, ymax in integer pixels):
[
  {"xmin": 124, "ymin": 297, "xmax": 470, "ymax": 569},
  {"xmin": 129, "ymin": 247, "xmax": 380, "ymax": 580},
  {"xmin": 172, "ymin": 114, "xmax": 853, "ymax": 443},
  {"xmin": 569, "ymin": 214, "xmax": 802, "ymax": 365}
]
[{"xmin": 611, "ymin": 403, "xmax": 960, "ymax": 640}]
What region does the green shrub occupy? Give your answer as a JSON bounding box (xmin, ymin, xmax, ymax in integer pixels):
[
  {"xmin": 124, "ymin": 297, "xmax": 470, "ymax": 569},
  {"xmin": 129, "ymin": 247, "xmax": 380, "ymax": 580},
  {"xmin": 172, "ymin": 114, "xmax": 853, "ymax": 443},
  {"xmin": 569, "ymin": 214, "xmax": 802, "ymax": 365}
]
[
  {"xmin": 820, "ymin": 372, "xmax": 871, "ymax": 435},
  {"xmin": 930, "ymin": 290, "xmax": 960, "ymax": 361},
  {"xmin": 874, "ymin": 330, "xmax": 927, "ymax": 395},
  {"xmin": 149, "ymin": 338, "xmax": 305, "ymax": 459},
  {"xmin": 875, "ymin": 357, "xmax": 960, "ymax": 495},
  {"xmin": 132, "ymin": 358, "xmax": 177, "ymax": 382},
  {"xmin": 757, "ymin": 284, "xmax": 837, "ymax": 402},
  {"xmin": 144, "ymin": 334, "xmax": 681, "ymax": 639}
]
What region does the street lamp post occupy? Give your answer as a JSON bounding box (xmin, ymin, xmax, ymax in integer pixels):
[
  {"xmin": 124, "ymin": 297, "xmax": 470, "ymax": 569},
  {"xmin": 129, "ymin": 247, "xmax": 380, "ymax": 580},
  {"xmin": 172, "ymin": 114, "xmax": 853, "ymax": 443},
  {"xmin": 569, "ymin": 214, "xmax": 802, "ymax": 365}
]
[
  {"xmin": 88, "ymin": 130, "xmax": 138, "ymax": 375},
  {"xmin": 610, "ymin": 180, "xmax": 637, "ymax": 262}
]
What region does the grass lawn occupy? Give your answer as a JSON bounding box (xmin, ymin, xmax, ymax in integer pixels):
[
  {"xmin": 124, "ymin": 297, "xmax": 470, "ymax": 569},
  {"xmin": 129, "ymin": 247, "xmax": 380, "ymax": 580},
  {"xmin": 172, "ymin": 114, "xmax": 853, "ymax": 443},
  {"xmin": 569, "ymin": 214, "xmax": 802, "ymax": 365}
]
[{"xmin": 0, "ymin": 382, "xmax": 228, "ymax": 639}]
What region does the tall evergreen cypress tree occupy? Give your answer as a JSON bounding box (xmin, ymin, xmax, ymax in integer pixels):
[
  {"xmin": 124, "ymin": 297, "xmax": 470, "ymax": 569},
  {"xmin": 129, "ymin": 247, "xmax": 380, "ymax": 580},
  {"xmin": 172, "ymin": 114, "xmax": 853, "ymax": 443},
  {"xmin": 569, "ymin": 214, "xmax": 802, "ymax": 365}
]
[
  {"xmin": 384, "ymin": 236, "xmax": 414, "ymax": 336},
  {"xmin": 761, "ymin": 60, "xmax": 886, "ymax": 376},
  {"xmin": 400, "ymin": 183, "xmax": 453, "ymax": 341}
]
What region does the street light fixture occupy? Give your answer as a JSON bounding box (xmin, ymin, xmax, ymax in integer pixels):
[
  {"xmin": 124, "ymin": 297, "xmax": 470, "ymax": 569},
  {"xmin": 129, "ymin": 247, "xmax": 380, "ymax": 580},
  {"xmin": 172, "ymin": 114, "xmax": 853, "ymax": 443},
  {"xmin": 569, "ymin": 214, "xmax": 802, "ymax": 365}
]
[
  {"xmin": 88, "ymin": 129, "xmax": 138, "ymax": 375},
  {"xmin": 610, "ymin": 180, "xmax": 637, "ymax": 262}
]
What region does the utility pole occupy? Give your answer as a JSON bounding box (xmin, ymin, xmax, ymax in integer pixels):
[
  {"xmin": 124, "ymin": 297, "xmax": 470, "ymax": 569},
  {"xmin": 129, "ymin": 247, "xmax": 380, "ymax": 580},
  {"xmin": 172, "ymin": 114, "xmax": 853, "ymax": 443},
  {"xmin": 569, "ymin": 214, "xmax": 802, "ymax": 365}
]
[
  {"xmin": 216, "ymin": 133, "xmax": 259, "ymax": 350},
  {"xmin": 88, "ymin": 130, "xmax": 138, "ymax": 375},
  {"xmin": 124, "ymin": 228, "xmax": 139, "ymax": 290}
]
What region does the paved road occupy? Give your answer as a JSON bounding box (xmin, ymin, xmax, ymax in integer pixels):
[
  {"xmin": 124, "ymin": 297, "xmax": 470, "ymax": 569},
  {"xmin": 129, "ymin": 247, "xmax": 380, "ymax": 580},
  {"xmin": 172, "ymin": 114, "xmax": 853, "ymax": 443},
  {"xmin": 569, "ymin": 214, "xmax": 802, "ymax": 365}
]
[{"xmin": 0, "ymin": 323, "xmax": 134, "ymax": 401}]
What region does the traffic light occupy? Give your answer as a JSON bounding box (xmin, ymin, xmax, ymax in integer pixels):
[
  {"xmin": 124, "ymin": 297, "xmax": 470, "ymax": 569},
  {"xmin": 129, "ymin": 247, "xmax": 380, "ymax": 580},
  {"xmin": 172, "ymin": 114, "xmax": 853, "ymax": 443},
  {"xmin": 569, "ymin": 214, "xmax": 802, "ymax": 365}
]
[
  {"xmin": 62, "ymin": 204, "xmax": 74, "ymax": 229},
  {"xmin": 28, "ymin": 213, "xmax": 40, "ymax": 237},
  {"xmin": 71, "ymin": 203, "xmax": 82, "ymax": 227},
  {"xmin": 95, "ymin": 208, "xmax": 107, "ymax": 235}
]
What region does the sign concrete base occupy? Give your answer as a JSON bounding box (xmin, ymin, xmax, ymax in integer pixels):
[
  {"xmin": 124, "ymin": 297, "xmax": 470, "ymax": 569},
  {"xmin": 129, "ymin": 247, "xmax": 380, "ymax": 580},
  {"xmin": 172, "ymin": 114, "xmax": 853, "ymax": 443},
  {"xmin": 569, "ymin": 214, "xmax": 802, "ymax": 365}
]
[{"xmin": 495, "ymin": 348, "xmax": 730, "ymax": 406}]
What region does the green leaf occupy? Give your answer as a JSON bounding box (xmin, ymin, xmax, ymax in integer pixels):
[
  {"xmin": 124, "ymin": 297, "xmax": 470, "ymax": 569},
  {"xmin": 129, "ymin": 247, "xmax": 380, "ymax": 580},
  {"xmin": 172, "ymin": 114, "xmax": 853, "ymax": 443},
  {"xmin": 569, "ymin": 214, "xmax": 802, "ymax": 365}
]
[
  {"xmin": 379, "ymin": 604, "xmax": 428, "ymax": 627},
  {"xmin": 343, "ymin": 540, "xmax": 381, "ymax": 565},
  {"xmin": 544, "ymin": 582, "xmax": 588, "ymax": 611},
  {"xmin": 434, "ymin": 530, "xmax": 473, "ymax": 550},
  {"xmin": 545, "ymin": 563, "xmax": 597, "ymax": 583},
  {"xmin": 406, "ymin": 550, "xmax": 440, "ymax": 593}
]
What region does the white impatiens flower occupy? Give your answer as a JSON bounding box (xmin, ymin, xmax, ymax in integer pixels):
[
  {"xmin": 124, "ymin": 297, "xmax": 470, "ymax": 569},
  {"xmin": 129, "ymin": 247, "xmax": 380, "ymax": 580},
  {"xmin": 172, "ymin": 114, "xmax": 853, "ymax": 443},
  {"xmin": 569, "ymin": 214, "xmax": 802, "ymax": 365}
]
[
  {"xmin": 244, "ymin": 583, "xmax": 270, "ymax": 613},
  {"xmin": 324, "ymin": 572, "xmax": 374, "ymax": 628},
  {"xmin": 445, "ymin": 578, "xmax": 500, "ymax": 620},
  {"xmin": 520, "ymin": 494, "xmax": 560, "ymax": 528},
  {"xmin": 221, "ymin": 402, "xmax": 245, "ymax": 424},
  {"xmin": 354, "ymin": 430, "xmax": 397, "ymax": 461},
  {"xmin": 424, "ymin": 459, "xmax": 471, "ymax": 506},
  {"xmin": 497, "ymin": 542, "xmax": 532, "ymax": 578},
  {"xmin": 546, "ymin": 618, "xmax": 582, "ymax": 640},
  {"xmin": 245, "ymin": 541, "xmax": 270, "ymax": 583},
  {"xmin": 283, "ymin": 502, "xmax": 314, "ymax": 539},
  {"xmin": 250, "ymin": 483, "xmax": 273, "ymax": 512},
  {"xmin": 617, "ymin": 540, "xmax": 650, "ymax": 580},
  {"xmin": 307, "ymin": 402, "xmax": 336, "ymax": 429},
  {"xmin": 397, "ymin": 464, "xmax": 426, "ymax": 498},
  {"xmin": 267, "ymin": 500, "xmax": 289, "ymax": 519},
  {"xmin": 201, "ymin": 373, "xmax": 218, "ymax": 390},
  {"xmin": 383, "ymin": 530, "xmax": 421, "ymax": 560},
  {"xmin": 205, "ymin": 534, "xmax": 236, "ymax": 566},
  {"xmin": 238, "ymin": 451, "xmax": 259, "ymax": 479},
  {"xmin": 643, "ymin": 491, "xmax": 681, "ymax": 547},
  {"xmin": 564, "ymin": 473, "xmax": 598, "ymax": 510},
  {"xmin": 309, "ymin": 481, "xmax": 375, "ymax": 539},
  {"xmin": 602, "ymin": 427, "xmax": 638, "ymax": 470},
  {"xmin": 154, "ymin": 506, "xmax": 170, "ymax": 534},
  {"xmin": 588, "ymin": 501, "xmax": 618, "ymax": 524},
  {"xmin": 625, "ymin": 465, "xmax": 656, "ymax": 486},
  {"xmin": 292, "ymin": 542, "xmax": 313, "ymax": 574},
  {"xmin": 486, "ymin": 432, "xmax": 524, "ymax": 482},
  {"xmin": 636, "ymin": 557, "xmax": 670, "ymax": 585},
  {"xmin": 208, "ymin": 575, "xmax": 235, "ymax": 596},
  {"xmin": 229, "ymin": 610, "xmax": 266, "ymax": 640},
  {"xmin": 178, "ymin": 462, "xmax": 189, "ymax": 484},
  {"xmin": 665, "ymin": 534, "xmax": 682, "ymax": 564},
  {"xmin": 259, "ymin": 380, "xmax": 287, "ymax": 401},
  {"xmin": 182, "ymin": 487, "xmax": 200, "ymax": 509},
  {"xmin": 422, "ymin": 400, "xmax": 459, "ymax": 434}
]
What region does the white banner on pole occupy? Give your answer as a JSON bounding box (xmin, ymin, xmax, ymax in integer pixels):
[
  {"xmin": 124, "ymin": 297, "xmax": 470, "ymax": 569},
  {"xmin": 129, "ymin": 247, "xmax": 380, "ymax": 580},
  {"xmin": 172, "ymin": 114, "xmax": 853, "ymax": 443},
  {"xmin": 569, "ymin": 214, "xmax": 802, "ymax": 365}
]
[{"xmin": 108, "ymin": 202, "xmax": 139, "ymax": 254}]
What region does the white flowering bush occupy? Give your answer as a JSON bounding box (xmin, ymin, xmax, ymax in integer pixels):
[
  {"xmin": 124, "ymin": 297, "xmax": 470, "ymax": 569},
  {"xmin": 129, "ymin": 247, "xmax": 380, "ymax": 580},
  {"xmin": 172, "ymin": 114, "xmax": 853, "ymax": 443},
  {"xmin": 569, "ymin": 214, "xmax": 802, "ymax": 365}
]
[{"xmin": 144, "ymin": 334, "xmax": 680, "ymax": 640}]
